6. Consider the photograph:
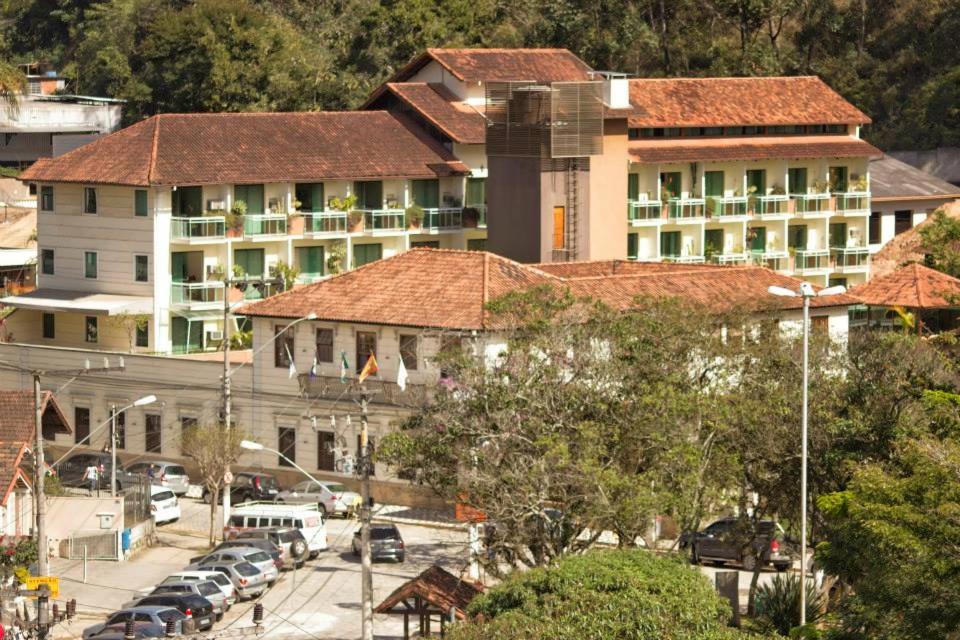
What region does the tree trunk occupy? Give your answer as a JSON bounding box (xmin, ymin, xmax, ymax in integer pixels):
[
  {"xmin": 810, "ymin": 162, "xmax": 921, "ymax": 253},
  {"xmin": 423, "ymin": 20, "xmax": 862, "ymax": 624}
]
[{"xmin": 209, "ymin": 486, "xmax": 220, "ymax": 546}]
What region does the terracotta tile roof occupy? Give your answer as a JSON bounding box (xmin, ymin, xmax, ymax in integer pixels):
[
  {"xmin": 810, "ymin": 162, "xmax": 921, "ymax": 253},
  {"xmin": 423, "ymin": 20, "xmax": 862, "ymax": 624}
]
[
  {"xmin": 534, "ymin": 260, "xmax": 724, "ymax": 278},
  {"xmin": 871, "ymin": 200, "xmax": 960, "ymax": 278},
  {"xmin": 375, "ymin": 565, "xmax": 483, "ymax": 618},
  {"xmin": 375, "ymin": 83, "xmax": 486, "ymax": 144},
  {"xmin": 0, "ymin": 441, "xmax": 32, "ymax": 507},
  {"xmin": 0, "ymin": 390, "xmax": 72, "ymax": 441},
  {"xmin": 847, "ymin": 263, "xmax": 960, "ymax": 309},
  {"xmin": 626, "ymin": 76, "xmax": 870, "ymax": 127},
  {"xmin": 19, "ymin": 112, "xmax": 468, "ymax": 187},
  {"xmin": 388, "ymin": 48, "xmax": 593, "ymax": 84},
  {"xmin": 869, "ymin": 155, "xmax": 960, "ymax": 201},
  {"xmin": 628, "ymin": 135, "xmax": 881, "ymax": 164},
  {"xmin": 240, "ymin": 249, "xmax": 858, "ymax": 329}
]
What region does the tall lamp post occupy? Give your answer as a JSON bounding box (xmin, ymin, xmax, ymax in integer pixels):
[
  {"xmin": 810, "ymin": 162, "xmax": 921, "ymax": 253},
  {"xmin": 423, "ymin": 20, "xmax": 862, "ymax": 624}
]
[{"xmin": 768, "ymin": 281, "xmax": 845, "ymax": 627}]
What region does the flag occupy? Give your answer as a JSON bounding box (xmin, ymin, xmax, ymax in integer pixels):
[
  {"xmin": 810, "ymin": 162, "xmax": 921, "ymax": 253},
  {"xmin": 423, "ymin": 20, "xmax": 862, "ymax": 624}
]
[
  {"xmin": 286, "ymin": 344, "xmax": 297, "ymax": 379},
  {"xmin": 340, "ymin": 351, "xmax": 349, "ymax": 383},
  {"xmin": 310, "ymin": 353, "xmax": 318, "ymax": 378},
  {"xmin": 397, "ymin": 356, "xmax": 408, "ymax": 391},
  {"xmin": 358, "ymin": 352, "xmax": 379, "ymax": 384}
]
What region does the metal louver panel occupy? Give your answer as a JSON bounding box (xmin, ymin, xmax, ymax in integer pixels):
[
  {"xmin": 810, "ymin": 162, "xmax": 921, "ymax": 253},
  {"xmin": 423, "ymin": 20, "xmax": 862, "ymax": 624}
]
[
  {"xmin": 551, "ymin": 82, "xmax": 604, "ymax": 158},
  {"xmin": 486, "ymin": 81, "xmax": 552, "ymax": 158}
]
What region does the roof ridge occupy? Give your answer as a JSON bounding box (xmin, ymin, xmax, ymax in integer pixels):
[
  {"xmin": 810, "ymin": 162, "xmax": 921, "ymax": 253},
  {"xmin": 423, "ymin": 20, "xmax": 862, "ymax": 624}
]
[
  {"xmin": 629, "ymin": 75, "xmax": 823, "ymax": 82},
  {"xmin": 562, "ymin": 266, "xmax": 746, "ymax": 282},
  {"xmin": 147, "ymin": 115, "xmax": 161, "ymax": 184},
  {"xmin": 408, "ymin": 248, "xmax": 563, "ymax": 280}
]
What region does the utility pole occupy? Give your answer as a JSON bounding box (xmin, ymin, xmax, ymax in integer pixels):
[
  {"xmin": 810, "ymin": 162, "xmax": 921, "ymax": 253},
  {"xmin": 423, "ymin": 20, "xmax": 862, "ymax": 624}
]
[
  {"xmin": 799, "ymin": 292, "xmax": 810, "ymax": 627},
  {"xmin": 222, "ymin": 279, "xmax": 233, "ymax": 532},
  {"xmin": 360, "ymin": 387, "xmax": 373, "ymax": 640},
  {"xmin": 33, "ymin": 372, "xmax": 48, "ymax": 577},
  {"xmin": 110, "ymin": 403, "xmax": 117, "ymax": 497}
]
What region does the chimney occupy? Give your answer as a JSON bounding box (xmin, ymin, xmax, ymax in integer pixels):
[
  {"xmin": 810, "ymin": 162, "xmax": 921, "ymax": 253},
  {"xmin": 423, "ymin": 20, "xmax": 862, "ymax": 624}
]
[{"xmin": 591, "ymin": 71, "xmax": 631, "ymax": 110}]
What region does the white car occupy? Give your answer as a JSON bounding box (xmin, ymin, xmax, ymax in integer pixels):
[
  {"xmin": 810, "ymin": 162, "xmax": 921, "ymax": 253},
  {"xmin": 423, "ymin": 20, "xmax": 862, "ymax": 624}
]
[
  {"xmin": 277, "ymin": 480, "xmax": 360, "ymax": 518},
  {"xmin": 151, "ymin": 486, "xmax": 181, "ymax": 525},
  {"xmin": 160, "ymin": 571, "xmax": 236, "ymax": 607}
]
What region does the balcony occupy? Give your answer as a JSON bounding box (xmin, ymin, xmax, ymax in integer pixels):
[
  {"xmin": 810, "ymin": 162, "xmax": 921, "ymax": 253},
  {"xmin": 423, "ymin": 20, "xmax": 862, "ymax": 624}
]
[
  {"xmin": 422, "ymin": 207, "xmax": 463, "ymax": 231},
  {"xmin": 751, "ymin": 250, "xmax": 790, "ymax": 272},
  {"xmin": 794, "ymin": 249, "xmax": 830, "ymax": 273},
  {"xmin": 171, "ymin": 282, "xmax": 224, "ymax": 309},
  {"xmin": 302, "ymin": 212, "xmax": 347, "ymax": 235},
  {"xmin": 464, "ymin": 205, "xmax": 487, "ymax": 228},
  {"xmin": 171, "ymin": 216, "xmax": 225, "ymax": 241},
  {"xmin": 362, "ymin": 209, "xmax": 405, "ymax": 232},
  {"xmin": 628, "ymin": 200, "xmax": 663, "ymax": 224},
  {"xmin": 792, "ymin": 193, "xmax": 832, "ymax": 217},
  {"xmin": 667, "ymin": 198, "xmax": 705, "ymax": 221},
  {"xmin": 663, "ymin": 254, "xmax": 706, "ymax": 264},
  {"xmin": 751, "ymin": 195, "xmax": 790, "ymax": 218},
  {"xmin": 831, "ymin": 246, "xmax": 870, "ymax": 272},
  {"xmin": 707, "ymin": 195, "xmax": 748, "ymax": 219},
  {"xmin": 709, "ymin": 252, "xmax": 750, "ymax": 265},
  {"xmin": 244, "ymin": 214, "xmax": 287, "ymax": 238},
  {"xmin": 834, "ymin": 192, "xmax": 871, "ymax": 216}
]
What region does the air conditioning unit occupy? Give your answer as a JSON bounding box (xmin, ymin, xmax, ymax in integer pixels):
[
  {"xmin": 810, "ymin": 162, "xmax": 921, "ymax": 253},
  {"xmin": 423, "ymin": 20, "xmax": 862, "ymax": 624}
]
[
  {"xmin": 207, "ymin": 200, "xmax": 226, "ymax": 211},
  {"xmin": 207, "ymin": 330, "xmax": 224, "ymax": 342}
]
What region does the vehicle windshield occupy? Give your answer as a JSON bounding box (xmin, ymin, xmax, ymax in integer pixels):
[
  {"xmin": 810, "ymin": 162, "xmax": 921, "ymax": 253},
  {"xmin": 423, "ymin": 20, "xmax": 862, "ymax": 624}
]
[
  {"xmin": 235, "ymin": 562, "xmax": 260, "ymax": 577},
  {"xmin": 167, "ymin": 466, "xmax": 187, "ymax": 476},
  {"xmin": 245, "ymin": 551, "xmax": 271, "ymax": 563},
  {"xmin": 209, "ymin": 574, "xmax": 230, "ymax": 586},
  {"xmin": 152, "ymin": 491, "xmax": 175, "ymax": 502},
  {"xmin": 157, "ymin": 610, "xmax": 186, "ymax": 623},
  {"xmin": 324, "ymin": 483, "xmax": 347, "ymax": 493}
]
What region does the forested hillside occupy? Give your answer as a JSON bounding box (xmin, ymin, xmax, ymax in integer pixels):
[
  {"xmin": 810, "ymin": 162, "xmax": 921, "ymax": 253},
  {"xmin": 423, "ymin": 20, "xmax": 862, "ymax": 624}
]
[{"xmin": 2, "ymin": 0, "xmax": 958, "ymax": 150}]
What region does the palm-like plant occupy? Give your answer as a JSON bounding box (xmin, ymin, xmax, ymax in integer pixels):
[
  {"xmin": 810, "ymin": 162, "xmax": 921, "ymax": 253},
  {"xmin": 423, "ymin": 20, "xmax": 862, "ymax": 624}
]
[{"xmin": 0, "ymin": 61, "xmax": 26, "ymax": 117}]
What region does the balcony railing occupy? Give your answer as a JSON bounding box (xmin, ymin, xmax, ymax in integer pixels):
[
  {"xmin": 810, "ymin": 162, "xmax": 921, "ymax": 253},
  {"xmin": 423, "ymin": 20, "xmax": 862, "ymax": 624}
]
[
  {"xmin": 244, "ymin": 214, "xmax": 287, "ymax": 237},
  {"xmin": 710, "ymin": 252, "xmax": 750, "ymax": 265},
  {"xmin": 831, "ymin": 246, "xmax": 870, "ymax": 270},
  {"xmin": 422, "ymin": 207, "xmax": 463, "ymax": 230},
  {"xmin": 751, "ymin": 250, "xmax": 789, "ymax": 271},
  {"xmin": 362, "ymin": 209, "xmax": 405, "ymax": 232},
  {"xmin": 465, "ymin": 204, "xmax": 487, "ymax": 228},
  {"xmin": 834, "ymin": 192, "xmax": 871, "ymax": 214},
  {"xmin": 302, "ymin": 211, "xmax": 347, "ymax": 235},
  {"xmin": 794, "ymin": 249, "xmax": 830, "ymax": 272},
  {"xmin": 792, "ymin": 193, "xmax": 832, "ymax": 216},
  {"xmin": 751, "ymin": 194, "xmax": 790, "ymax": 217},
  {"xmin": 171, "ymin": 216, "xmax": 225, "ymax": 241},
  {"xmin": 668, "ymin": 198, "xmax": 705, "ymax": 220},
  {"xmin": 171, "ymin": 281, "xmax": 225, "ymax": 307},
  {"xmin": 663, "ymin": 254, "xmax": 706, "ymax": 264},
  {"xmin": 708, "ymin": 195, "xmax": 748, "ymax": 218},
  {"xmin": 628, "ymin": 200, "xmax": 663, "ymax": 222}
]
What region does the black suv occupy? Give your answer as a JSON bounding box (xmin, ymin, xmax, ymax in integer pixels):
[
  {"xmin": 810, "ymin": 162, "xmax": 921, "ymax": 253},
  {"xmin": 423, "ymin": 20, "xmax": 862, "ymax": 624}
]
[
  {"xmin": 202, "ymin": 471, "xmax": 279, "ymax": 504},
  {"xmin": 352, "ymin": 524, "xmax": 405, "ymax": 562},
  {"xmin": 681, "ymin": 517, "xmax": 792, "ymax": 572},
  {"xmin": 55, "ymin": 452, "xmax": 139, "ymax": 491}
]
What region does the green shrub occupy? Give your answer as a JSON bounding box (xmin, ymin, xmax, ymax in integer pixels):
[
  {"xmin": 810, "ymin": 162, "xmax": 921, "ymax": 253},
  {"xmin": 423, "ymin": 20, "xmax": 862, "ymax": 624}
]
[
  {"xmin": 449, "ymin": 549, "xmax": 759, "ymax": 640},
  {"xmin": 753, "ymin": 573, "xmax": 823, "ymax": 636}
]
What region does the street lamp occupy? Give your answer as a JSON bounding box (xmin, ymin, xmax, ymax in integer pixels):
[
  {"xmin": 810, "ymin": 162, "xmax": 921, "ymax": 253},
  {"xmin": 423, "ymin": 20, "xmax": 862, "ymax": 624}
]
[
  {"xmin": 768, "ymin": 281, "xmax": 845, "ymax": 627},
  {"xmin": 239, "ymin": 439, "xmax": 323, "ymax": 489}
]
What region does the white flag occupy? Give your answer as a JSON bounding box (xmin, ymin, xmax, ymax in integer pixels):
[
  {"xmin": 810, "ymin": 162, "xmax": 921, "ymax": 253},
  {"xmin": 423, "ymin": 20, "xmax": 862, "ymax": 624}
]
[
  {"xmin": 286, "ymin": 344, "xmax": 297, "ymax": 379},
  {"xmin": 397, "ymin": 356, "xmax": 408, "ymax": 391},
  {"xmin": 310, "ymin": 354, "xmax": 318, "ymax": 378}
]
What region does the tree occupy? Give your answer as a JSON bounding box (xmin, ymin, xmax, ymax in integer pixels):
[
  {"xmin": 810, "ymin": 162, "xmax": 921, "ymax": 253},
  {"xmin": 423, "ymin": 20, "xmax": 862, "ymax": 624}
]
[
  {"xmin": 181, "ymin": 422, "xmax": 245, "ymax": 545},
  {"xmin": 0, "ymin": 61, "xmax": 25, "ymax": 117},
  {"xmin": 105, "ymin": 312, "xmax": 150, "ymax": 351},
  {"xmin": 918, "ymin": 209, "xmax": 960, "ymax": 279}
]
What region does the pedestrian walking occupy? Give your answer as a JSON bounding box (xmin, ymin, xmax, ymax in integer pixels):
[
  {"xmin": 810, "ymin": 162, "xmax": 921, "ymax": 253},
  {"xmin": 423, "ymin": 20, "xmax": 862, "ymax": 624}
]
[{"xmin": 83, "ymin": 463, "xmax": 99, "ymax": 495}]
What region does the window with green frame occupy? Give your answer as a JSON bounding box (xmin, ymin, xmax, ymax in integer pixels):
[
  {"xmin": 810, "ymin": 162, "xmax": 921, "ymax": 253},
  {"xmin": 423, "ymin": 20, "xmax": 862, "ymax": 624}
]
[
  {"xmin": 660, "ymin": 172, "xmax": 681, "ymax": 199},
  {"xmin": 171, "ymin": 317, "xmax": 202, "ymax": 354},
  {"xmin": 829, "ymin": 222, "xmax": 847, "ymax": 247},
  {"xmin": 828, "ymin": 166, "xmax": 848, "ymax": 192},
  {"xmin": 788, "ymin": 168, "xmax": 808, "ymax": 194},
  {"xmin": 234, "ymin": 184, "xmax": 264, "ymax": 214},
  {"xmin": 704, "ymin": 171, "xmax": 724, "ymax": 197},
  {"xmin": 465, "ymin": 178, "xmax": 486, "ymax": 206},
  {"xmin": 748, "ymin": 226, "xmax": 767, "ymax": 252},
  {"xmin": 234, "ymin": 248, "xmax": 265, "ymax": 277},
  {"xmin": 788, "ymin": 225, "xmax": 807, "ymax": 250},
  {"xmin": 353, "ymin": 243, "xmax": 382, "ymax": 267},
  {"xmin": 627, "ymin": 233, "xmax": 638, "ymax": 260},
  {"xmin": 466, "ymin": 239, "xmax": 486, "ymax": 251},
  {"xmin": 296, "ymin": 246, "xmax": 324, "ymax": 277},
  {"xmin": 136, "ymin": 323, "xmax": 148, "ymax": 348},
  {"xmin": 411, "ymin": 179, "xmax": 440, "ymax": 208},
  {"xmin": 40, "ymin": 186, "xmax": 54, "ymax": 212},
  {"xmin": 172, "ymin": 186, "xmax": 203, "ymax": 216},
  {"xmin": 660, "ymin": 231, "xmax": 681, "ymax": 257},
  {"xmin": 746, "ymin": 169, "xmax": 766, "ymax": 195},
  {"xmin": 353, "ymin": 181, "xmax": 383, "ymax": 210},
  {"xmin": 704, "ymin": 228, "xmax": 724, "ymax": 254},
  {"xmin": 627, "ymin": 174, "xmax": 639, "ymax": 200},
  {"xmin": 134, "ymin": 190, "xmax": 148, "ymax": 217},
  {"xmin": 84, "ymin": 251, "xmax": 98, "ymax": 279},
  {"xmin": 295, "ymin": 183, "xmax": 324, "ymax": 212}
]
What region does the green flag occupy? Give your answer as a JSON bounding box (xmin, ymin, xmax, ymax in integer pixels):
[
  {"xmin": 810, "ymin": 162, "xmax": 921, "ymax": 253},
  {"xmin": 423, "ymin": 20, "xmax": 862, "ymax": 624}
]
[{"xmin": 340, "ymin": 351, "xmax": 349, "ymax": 383}]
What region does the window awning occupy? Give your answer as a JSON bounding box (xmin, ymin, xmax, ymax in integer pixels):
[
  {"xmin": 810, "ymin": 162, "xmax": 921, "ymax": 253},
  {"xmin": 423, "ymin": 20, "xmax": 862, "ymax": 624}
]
[{"xmin": 1, "ymin": 289, "xmax": 153, "ymax": 316}]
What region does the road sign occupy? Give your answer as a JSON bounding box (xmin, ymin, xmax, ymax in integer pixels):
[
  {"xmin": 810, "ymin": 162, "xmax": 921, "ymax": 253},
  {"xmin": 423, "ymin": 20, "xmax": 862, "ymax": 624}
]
[
  {"xmin": 24, "ymin": 577, "xmax": 58, "ymax": 599},
  {"xmin": 224, "ymin": 471, "xmax": 234, "ymax": 485}
]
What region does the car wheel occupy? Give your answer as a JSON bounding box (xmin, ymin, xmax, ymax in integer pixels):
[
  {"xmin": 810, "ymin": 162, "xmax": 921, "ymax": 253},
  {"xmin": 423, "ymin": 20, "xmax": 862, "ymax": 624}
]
[
  {"xmin": 741, "ymin": 554, "xmax": 758, "ymax": 572},
  {"xmin": 202, "ymin": 491, "xmax": 211, "ymax": 505},
  {"xmin": 397, "ymin": 552, "xmax": 405, "ymax": 563},
  {"xmin": 318, "ymin": 503, "xmax": 327, "ymax": 517}
]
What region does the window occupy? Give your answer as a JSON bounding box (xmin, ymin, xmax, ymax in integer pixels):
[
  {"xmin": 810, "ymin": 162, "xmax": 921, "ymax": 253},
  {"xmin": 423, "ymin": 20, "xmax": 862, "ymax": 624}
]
[
  {"xmin": 788, "ymin": 225, "xmax": 807, "ymax": 250},
  {"xmin": 411, "ymin": 179, "xmax": 440, "ymax": 208},
  {"xmin": 42, "ymin": 312, "xmax": 54, "ymax": 339},
  {"xmin": 75, "ymin": 407, "xmax": 90, "ymax": 445},
  {"xmin": 353, "ymin": 181, "xmax": 383, "ymax": 210},
  {"xmin": 83, "ymin": 187, "xmax": 97, "ymax": 214},
  {"xmin": 828, "ymin": 166, "xmax": 848, "ymax": 192},
  {"xmin": 746, "ymin": 169, "xmax": 766, "ymax": 195},
  {"xmin": 41, "ymin": 249, "xmax": 54, "ymax": 275},
  {"xmin": 701, "ymin": 126, "xmax": 723, "ymax": 136},
  {"xmin": 353, "ymin": 244, "xmax": 382, "ymax": 268},
  {"xmin": 315, "ymin": 328, "xmax": 334, "ymax": 363},
  {"xmin": 296, "ymin": 246, "xmax": 324, "ymax": 278},
  {"xmin": 84, "ymin": 251, "xmax": 98, "ymax": 279},
  {"xmin": 110, "ymin": 408, "xmax": 126, "ymax": 450},
  {"xmin": 869, "ymin": 211, "xmax": 882, "ymax": 244},
  {"xmin": 278, "ymin": 427, "xmax": 296, "ymax": 467},
  {"xmin": 829, "ymin": 222, "xmax": 847, "ymax": 248},
  {"xmin": 40, "ymin": 186, "xmax": 53, "ymax": 212},
  {"xmin": 465, "ymin": 178, "xmax": 486, "ymax": 208},
  {"xmin": 399, "ymin": 334, "xmax": 418, "ymax": 371},
  {"xmin": 233, "ymin": 184, "xmax": 265, "ymax": 214},
  {"xmin": 234, "ymin": 248, "xmax": 265, "ymax": 277},
  {"xmin": 355, "ymin": 331, "xmax": 377, "ymax": 374},
  {"xmin": 85, "ymin": 316, "xmax": 98, "ymax": 343},
  {"xmin": 274, "ymin": 325, "xmax": 294, "ymax": 368},
  {"xmin": 828, "ymin": 277, "xmax": 848, "ymax": 288},
  {"xmin": 704, "ymin": 171, "xmax": 724, "ymax": 198},
  {"xmin": 749, "ymin": 226, "xmax": 767, "ymax": 252},
  {"xmin": 660, "ymin": 231, "xmax": 681, "ymax": 257},
  {"xmin": 788, "ymin": 168, "xmax": 808, "ymax": 194},
  {"xmin": 627, "ymin": 233, "xmax": 638, "ymax": 260},
  {"xmin": 660, "ymin": 172, "xmax": 681, "ymax": 199},
  {"xmin": 172, "ymin": 186, "xmax": 202, "ymax": 216},
  {"xmin": 134, "ymin": 255, "xmax": 149, "ymax": 282},
  {"xmin": 627, "ymin": 173, "xmax": 639, "ymax": 200},
  {"xmin": 295, "ymin": 183, "xmax": 324, "ymax": 213},
  {"xmin": 704, "ymin": 229, "xmax": 723, "ymax": 255},
  {"xmin": 895, "ymin": 210, "xmax": 913, "ymax": 235},
  {"xmin": 145, "ymin": 414, "xmax": 162, "ymax": 453},
  {"xmin": 136, "ymin": 323, "xmax": 148, "ymax": 348},
  {"xmin": 467, "ymin": 239, "xmax": 487, "ymax": 251},
  {"xmin": 134, "ymin": 190, "xmax": 148, "ymax": 217},
  {"xmin": 811, "ymin": 316, "xmax": 829, "ymax": 333},
  {"xmin": 553, "ymin": 206, "xmax": 565, "ymax": 250},
  {"xmin": 411, "ymin": 241, "xmax": 440, "ymax": 249}
]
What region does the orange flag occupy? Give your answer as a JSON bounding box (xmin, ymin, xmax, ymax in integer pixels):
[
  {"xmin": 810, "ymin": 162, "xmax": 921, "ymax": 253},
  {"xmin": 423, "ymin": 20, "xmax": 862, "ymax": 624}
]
[{"xmin": 358, "ymin": 352, "xmax": 379, "ymax": 383}]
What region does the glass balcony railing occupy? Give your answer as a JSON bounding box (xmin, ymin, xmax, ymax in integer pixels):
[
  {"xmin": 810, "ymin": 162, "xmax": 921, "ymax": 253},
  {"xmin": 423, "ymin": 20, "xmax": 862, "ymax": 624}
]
[
  {"xmin": 707, "ymin": 195, "xmax": 748, "ymax": 218},
  {"xmin": 628, "ymin": 200, "xmax": 663, "ymax": 221},
  {"xmin": 668, "ymin": 198, "xmax": 705, "ymax": 220},
  {"xmin": 794, "ymin": 249, "xmax": 830, "ymax": 272},
  {"xmin": 831, "ymin": 247, "xmax": 870, "ymax": 270},
  {"xmin": 834, "ymin": 192, "xmax": 871, "ymax": 214},
  {"xmin": 362, "ymin": 209, "xmax": 405, "ymax": 231},
  {"xmin": 422, "ymin": 207, "xmax": 463, "ymax": 230},
  {"xmin": 751, "ymin": 194, "xmax": 790, "ymax": 217},
  {"xmin": 171, "ymin": 282, "xmax": 225, "ymax": 307},
  {"xmin": 171, "ymin": 216, "xmax": 225, "ymax": 240},
  {"xmin": 244, "ymin": 214, "xmax": 287, "ymax": 237},
  {"xmin": 663, "ymin": 254, "xmax": 706, "ymax": 264},
  {"xmin": 751, "ymin": 250, "xmax": 790, "ymax": 271},
  {"xmin": 792, "ymin": 193, "xmax": 832, "ymax": 216},
  {"xmin": 709, "ymin": 252, "xmax": 749, "ymax": 265},
  {"xmin": 302, "ymin": 212, "xmax": 348, "ymax": 234}
]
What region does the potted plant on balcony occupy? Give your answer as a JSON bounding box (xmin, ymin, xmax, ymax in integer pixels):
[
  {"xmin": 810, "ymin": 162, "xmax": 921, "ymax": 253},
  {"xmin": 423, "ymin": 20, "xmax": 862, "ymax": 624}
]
[
  {"xmin": 207, "ymin": 264, "xmax": 226, "ymax": 282},
  {"xmin": 347, "ymin": 210, "xmax": 365, "ymax": 233},
  {"xmin": 288, "ymin": 198, "xmax": 305, "ymax": 235},
  {"xmin": 405, "ymin": 203, "xmax": 424, "ymax": 230},
  {"xmin": 462, "ymin": 206, "xmax": 480, "ymax": 228},
  {"xmin": 329, "ymin": 195, "xmax": 362, "ymax": 233},
  {"xmin": 851, "ymin": 174, "xmax": 868, "ymax": 192},
  {"xmin": 224, "ymin": 200, "xmax": 246, "ymax": 238},
  {"xmin": 327, "ymin": 240, "xmax": 347, "ymax": 275}
]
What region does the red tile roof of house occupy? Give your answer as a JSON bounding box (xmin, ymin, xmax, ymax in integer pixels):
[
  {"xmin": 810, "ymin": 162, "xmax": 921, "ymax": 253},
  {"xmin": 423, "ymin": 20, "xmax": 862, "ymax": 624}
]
[
  {"xmin": 534, "ymin": 260, "xmax": 724, "ymax": 278},
  {"xmin": 847, "ymin": 263, "xmax": 960, "ymax": 309},
  {"xmin": 367, "ymin": 83, "xmax": 487, "ymax": 144},
  {"xmin": 240, "ymin": 249, "xmax": 858, "ymax": 329},
  {"xmin": 628, "ymin": 135, "xmax": 881, "ymax": 164},
  {"xmin": 0, "ymin": 390, "xmax": 72, "ymax": 441},
  {"xmin": 19, "ymin": 112, "xmax": 469, "ymax": 187},
  {"xmin": 0, "ymin": 441, "xmax": 33, "ymax": 507},
  {"xmin": 389, "ymin": 48, "xmax": 593, "ymax": 84},
  {"xmin": 375, "ymin": 565, "xmax": 483, "ymax": 619},
  {"xmin": 626, "ymin": 76, "xmax": 870, "ymax": 127}
]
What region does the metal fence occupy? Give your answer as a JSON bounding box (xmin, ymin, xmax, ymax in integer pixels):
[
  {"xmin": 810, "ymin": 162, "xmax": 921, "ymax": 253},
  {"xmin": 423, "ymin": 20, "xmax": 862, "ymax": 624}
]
[
  {"xmin": 121, "ymin": 477, "xmax": 152, "ymax": 527},
  {"xmin": 68, "ymin": 529, "xmax": 118, "ymax": 560}
]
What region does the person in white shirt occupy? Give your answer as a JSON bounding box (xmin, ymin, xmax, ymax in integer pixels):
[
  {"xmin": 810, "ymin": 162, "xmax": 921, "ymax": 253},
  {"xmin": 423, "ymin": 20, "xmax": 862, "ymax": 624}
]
[{"xmin": 83, "ymin": 463, "xmax": 99, "ymax": 495}]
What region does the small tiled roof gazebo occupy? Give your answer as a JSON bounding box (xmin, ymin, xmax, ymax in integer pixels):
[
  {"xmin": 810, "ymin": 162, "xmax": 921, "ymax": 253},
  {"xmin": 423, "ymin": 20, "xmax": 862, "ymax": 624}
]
[
  {"xmin": 375, "ymin": 565, "xmax": 483, "ymax": 638},
  {"xmin": 848, "ymin": 263, "xmax": 960, "ymax": 334}
]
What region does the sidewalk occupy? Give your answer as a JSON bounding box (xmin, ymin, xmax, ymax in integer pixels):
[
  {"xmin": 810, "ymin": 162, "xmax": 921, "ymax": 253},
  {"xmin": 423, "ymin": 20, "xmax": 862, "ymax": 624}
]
[{"xmin": 372, "ymin": 504, "xmax": 463, "ymax": 530}]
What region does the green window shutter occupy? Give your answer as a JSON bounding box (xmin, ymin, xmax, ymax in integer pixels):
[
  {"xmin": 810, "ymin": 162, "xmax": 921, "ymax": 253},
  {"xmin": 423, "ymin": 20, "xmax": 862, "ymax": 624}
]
[
  {"xmin": 295, "ymin": 183, "xmax": 325, "ymax": 212},
  {"xmin": 627, "ymin": 233, "xmax": 638, "ymax": 259},
  {"xmin": 353, "ymin": 243, "xmax": 383, "ymax": 267},
  {"xmin": 788, "ymin": 168, "xmax": 808, "ymax": 194},
  {"xmin": 746, "ymin": 169, "xmax": 766, "ymax": 194},
  {"xmin": 135, "ymin": 190, "xmax": 148, "ymax": 216},
  {"xmin": 412, "ymin": 180, "xmax": 439, "ymax": 208},
  {"xmin": 704, "ymin": 229, "xmax": 723, "ymax": 253},
  {"xmin": 313, "ymin": 184, "xmax": 324, "ymax": 211},
  {"xmin": 84, "ymin": 252, "xmax": 98, "ymax": 278},
  {"xmin": 466, "ymin": 178, "xmax": 486, "ymax": 206},
  {"xmin": 234, "ymin": 248, "xmax": 265, "ymax": 276},
  {"xmin": 830, "ymin": 223, "xmax": 847, "ymax": 247},
  {"xmin": 354, "ymin": 181, "xmax": 383, "ymax": 209},
  {"xmin": 704, "ymin": 171, "xmax": 724, "ymax": 197},
  {"xmin": 627, "ymin": 174, "xmax": 639, "ymax": 200},
  {"xmin": 297, "ymin": 246, "xmax": 324, "ymax": 276},
  {"xmin": 749, "ymin": 227, "xmax": 767, "ymax": 252},
  {"xmin": 829, "ymin": 166, "xmax": 848, "ymax": 192},
  {"xmin": 660, "ymin": 231, "xmax": 680, "ymax": 257},
  {"xmin": 234, "ymin": 184, "xmax": 264, "ymax": 214}
]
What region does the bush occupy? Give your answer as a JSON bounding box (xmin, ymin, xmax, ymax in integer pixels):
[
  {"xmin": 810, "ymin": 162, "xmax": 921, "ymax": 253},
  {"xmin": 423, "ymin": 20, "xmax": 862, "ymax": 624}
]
[
  {"xmin": 753, "ymin": 573, "xmax": 823, "ymax": 636},
  {"xmin": 449, "ymin": 549, "xmax": 759, "ymax": 640}
]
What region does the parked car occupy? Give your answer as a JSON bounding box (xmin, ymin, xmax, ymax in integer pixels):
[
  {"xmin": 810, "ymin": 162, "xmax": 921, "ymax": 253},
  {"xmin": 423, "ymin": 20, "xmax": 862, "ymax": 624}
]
[
  {"xmin": 226, "ymin": 503, "xmax": 328, "ymax": 558},
  {"xmin": 150, "ymin": 485, "xmax": 181, "ymax": 525},
  {"xmin": 203, "ymin": 471, "xmax": 279, "ymax": 504},
  {"xmin": 188, "ymin": 546, "xmax": 279, "ymax": 584},
  {"xmin": 276, "ymin": 480, "xmax": 360, "ymax": 518},
  {"xmin": 232, "ymin": 527, "xmax": 310, "ymax": 567},
  {"xmin": 160, "ymin": 571, "xmax": 236, "ymax": 607},
  {"xmin": 86, "ymin": 622, "xmax": 169, "ymax": 640},
  {"xmin": 120, "ymin": 594, "xmax": 215, "ymax": 631},
  {"xmin": 211, "ymin": 539, "xmax": 282, "ymax": 568},
  {"xmin": 192, "ymin": 561, "xmax": 268, "ymax": 600},
  {"xmin": 681, "ymin": 517, "xmax": 793, "ymax": 571},
  {"xmin": 125, "ymin": 461, "xmax": 191, "ymax": 495},
  {"xmin": 82, "ymin": 607, "xmax": 187, "ymax": 640},
  {"xmin": 352, "ymin": 524, "xmax": 405, "ymax": 562},
  {"xmin": 54, "ymin": 452, "xmax": 139, "ymax": 491},
  {"xmin": 143, "ymin": 581, "xmax": 229, "ymax": 620}
]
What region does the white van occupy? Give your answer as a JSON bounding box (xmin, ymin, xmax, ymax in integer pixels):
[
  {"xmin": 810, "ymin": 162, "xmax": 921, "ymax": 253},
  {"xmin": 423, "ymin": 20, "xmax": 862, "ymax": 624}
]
[{"xmin": 226, "ymin": 502, "xmax": 327, "ymax": 558}]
